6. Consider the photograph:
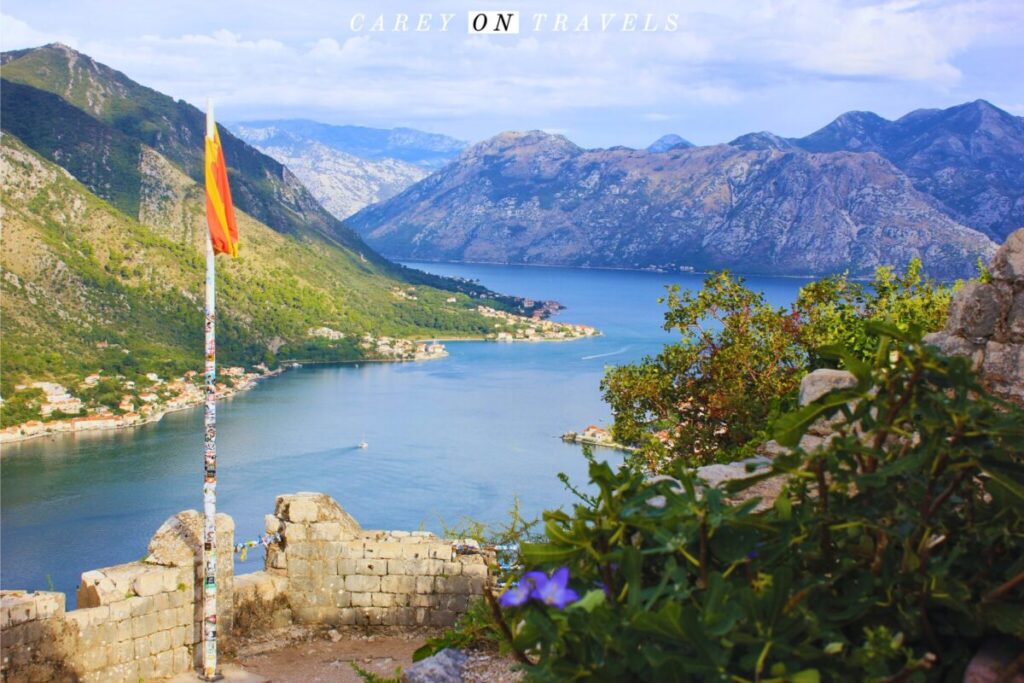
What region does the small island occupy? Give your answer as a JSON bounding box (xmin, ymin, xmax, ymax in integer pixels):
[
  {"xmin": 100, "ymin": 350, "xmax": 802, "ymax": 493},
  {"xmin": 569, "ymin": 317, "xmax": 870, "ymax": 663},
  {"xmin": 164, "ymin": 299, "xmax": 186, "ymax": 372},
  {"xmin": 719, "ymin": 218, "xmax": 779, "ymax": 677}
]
[{"xmin": 561, "ymin": 424, "xmax": 635, "ymax": 452}]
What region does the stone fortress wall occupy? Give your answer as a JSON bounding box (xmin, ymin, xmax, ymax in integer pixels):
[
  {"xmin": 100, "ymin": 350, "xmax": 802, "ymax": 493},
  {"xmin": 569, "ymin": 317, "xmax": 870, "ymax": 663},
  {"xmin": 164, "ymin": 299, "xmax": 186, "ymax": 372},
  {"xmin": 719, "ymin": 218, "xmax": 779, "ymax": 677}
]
[
  {"xmin": 924, "ymin": 228, "xmax": 1024, "ymax": 404},
  {"xmin": 1, "ymin": 492, "xmax": 492, "ymax": 682}
]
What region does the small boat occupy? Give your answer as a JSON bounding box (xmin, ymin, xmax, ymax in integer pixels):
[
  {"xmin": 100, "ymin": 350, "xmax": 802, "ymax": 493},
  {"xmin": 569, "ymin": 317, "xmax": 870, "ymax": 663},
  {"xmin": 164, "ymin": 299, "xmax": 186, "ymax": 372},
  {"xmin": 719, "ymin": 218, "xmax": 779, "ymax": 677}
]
[{"xmin": 358, "ymin": 440, "xmax": 368, "ymax": 449}]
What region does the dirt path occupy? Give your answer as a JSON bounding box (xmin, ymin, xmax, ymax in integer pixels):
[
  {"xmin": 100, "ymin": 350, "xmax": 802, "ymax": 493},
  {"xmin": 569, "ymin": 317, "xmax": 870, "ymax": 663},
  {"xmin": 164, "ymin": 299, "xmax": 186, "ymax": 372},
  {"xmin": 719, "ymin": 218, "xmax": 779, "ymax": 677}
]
[
  {"xmin": 231, "ymin": 627, "xmax": 522, "ymax": 682},
  {"xmin": 237, "ymin": 635, "xmax": 417, "ymax": 682}
]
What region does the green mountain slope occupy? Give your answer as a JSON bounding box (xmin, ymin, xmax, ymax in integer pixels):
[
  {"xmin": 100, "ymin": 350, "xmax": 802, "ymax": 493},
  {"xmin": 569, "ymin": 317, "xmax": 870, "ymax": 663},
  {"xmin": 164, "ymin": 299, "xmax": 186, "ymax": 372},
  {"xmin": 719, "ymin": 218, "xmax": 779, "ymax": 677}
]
[
  {"xmin": 1, "ymin": 43, "xmax": 362, "ymax": 249},
  {"xmin": 0, "ymin": 133, "xmax": 505, "ymax": 391}
]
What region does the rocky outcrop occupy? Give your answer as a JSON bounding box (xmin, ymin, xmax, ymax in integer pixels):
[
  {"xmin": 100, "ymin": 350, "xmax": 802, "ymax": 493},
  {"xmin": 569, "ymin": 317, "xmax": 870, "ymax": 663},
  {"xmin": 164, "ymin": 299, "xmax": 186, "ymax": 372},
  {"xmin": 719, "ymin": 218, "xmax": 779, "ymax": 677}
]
[
  {"xmin": 401, "ymin": 648, "xmax": 469, "ymax": 683},
  {"xmin": 925, "ymin": 228, "xmax": 1024, "ymax": 404},
  {"xmin": 348, "ymin": 129, "xmax": 996, "ymax": 279}
]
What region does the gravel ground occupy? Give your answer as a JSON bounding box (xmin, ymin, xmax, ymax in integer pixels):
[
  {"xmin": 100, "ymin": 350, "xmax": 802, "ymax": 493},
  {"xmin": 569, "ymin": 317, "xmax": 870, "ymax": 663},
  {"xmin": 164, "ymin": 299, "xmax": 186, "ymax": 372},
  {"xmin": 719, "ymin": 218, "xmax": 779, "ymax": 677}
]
[{"xmin": 232, "ymin": 625, "xmax": 522, "ymax": 682}]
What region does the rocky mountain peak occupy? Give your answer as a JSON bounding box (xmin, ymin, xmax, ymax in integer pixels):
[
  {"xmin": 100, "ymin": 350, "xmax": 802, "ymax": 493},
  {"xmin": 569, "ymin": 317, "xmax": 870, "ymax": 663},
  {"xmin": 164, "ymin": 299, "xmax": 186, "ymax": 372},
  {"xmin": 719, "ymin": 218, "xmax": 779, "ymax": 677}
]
[
  {"xmin": 728, "ymin": 131, "xmax": 795, "ymax": 151},
  {"xmin": 465, "ymin": 130, "xmax": 581, "ymax": 159},
  {"xmin": 647, "ymin": 134, "xmax": 695, "ymax": 152}
]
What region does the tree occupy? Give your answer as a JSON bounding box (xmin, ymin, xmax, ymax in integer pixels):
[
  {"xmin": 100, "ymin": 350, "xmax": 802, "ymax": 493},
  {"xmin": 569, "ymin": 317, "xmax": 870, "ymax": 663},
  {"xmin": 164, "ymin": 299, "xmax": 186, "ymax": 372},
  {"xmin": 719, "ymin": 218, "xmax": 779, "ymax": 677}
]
[{"xmin": 601, "ymin": 272, "xmax": 804, "ymax": 469}]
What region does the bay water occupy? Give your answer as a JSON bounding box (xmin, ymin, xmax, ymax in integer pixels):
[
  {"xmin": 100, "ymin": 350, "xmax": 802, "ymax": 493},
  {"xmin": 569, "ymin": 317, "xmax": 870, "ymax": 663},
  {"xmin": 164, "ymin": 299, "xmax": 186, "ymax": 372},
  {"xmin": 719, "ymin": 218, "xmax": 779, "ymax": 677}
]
[{"xmin": 0, "ymin": 263, "xmax": 807, "ymax": 603}]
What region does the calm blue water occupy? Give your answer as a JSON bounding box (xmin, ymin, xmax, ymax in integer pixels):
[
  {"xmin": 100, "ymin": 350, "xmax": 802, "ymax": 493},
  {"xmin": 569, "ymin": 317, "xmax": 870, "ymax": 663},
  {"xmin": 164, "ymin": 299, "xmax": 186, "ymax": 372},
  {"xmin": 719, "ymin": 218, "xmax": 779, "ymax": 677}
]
[{"xmin": 0, "ymin": 264, "xmax": 806, "ymax": 604}]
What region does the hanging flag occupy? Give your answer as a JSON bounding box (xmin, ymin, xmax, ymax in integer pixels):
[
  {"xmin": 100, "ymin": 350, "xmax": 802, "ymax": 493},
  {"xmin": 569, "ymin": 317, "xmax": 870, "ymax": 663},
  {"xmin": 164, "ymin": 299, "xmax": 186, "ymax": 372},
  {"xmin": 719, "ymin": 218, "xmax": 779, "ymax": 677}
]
[{"xmin": 205, "ymin": 114, "xmax": 239, "ymax": 257}]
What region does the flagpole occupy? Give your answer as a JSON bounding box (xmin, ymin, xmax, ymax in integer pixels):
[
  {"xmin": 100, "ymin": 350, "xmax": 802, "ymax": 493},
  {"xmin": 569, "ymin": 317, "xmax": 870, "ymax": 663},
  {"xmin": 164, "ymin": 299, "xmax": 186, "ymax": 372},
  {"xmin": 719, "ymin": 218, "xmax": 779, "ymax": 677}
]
[{"xmin": 201, "ymin": 98, "xmax": 222, "ymax": 682}]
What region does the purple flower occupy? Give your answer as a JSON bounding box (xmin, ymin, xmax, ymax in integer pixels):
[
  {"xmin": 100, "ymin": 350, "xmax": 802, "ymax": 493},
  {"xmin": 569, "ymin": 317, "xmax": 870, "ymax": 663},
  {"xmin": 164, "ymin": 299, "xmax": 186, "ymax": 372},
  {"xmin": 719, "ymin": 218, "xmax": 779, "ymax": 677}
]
[
  {"xmin": 498, "ymin": 568, "xmax": 579, "ymax": 609},
  {"xmin": 498, "ymin": 582, "xmax": 532, "ymax": 607},
  {"xmin": 535, "ymin": 567, "xmax": 579, "ymax": 609}
]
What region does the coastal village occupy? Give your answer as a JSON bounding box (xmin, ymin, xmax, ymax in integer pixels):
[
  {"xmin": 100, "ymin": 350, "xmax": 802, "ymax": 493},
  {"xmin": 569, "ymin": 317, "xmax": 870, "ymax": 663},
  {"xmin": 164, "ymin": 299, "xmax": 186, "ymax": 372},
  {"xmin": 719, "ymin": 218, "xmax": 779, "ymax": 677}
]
[
  {"xmin": 0, "ymin": 365, "xmax": 274, "ymax": 444},
  {"xmin": 475, "ymin": 305, "xmax": 598, "ymax": 341},
  {"xmin": 1, "ymin": 309, "xmax": 598, "ymax": 444}
]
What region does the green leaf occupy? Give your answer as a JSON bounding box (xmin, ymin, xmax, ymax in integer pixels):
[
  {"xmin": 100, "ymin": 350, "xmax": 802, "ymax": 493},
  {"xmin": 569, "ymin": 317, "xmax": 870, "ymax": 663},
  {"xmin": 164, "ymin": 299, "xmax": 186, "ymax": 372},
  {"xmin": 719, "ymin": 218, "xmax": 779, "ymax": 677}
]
[
  {"xmin": 520, "ymin": 542, "xmax": 578, "ymax": 565},
  {"xmin": 570, "ymin": 589, "xmax": 607, "ymax": 613}
]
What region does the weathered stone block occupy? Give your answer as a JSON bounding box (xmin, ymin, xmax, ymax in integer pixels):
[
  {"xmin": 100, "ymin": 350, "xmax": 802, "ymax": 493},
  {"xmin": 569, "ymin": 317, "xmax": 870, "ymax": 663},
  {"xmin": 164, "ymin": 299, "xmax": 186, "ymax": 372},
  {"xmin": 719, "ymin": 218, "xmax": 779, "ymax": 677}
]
[
  {"xmin": 945, "ymin": 282, "xmax": 1010, "ymax": 339},
  {"xmin": 442, "ymin": 561, "xmax": 464, "ymax": 577},
  {"xmin": 401, "ymin": 544, "xmax": 430, "ymax": 560},
  {"xmin": 310, "ymin": 522, "xmax": 344, "ymax": 541},
  {"xmin": 283, "ymin": 523, "xmax": 308, "ymax": 543},
  {"xmin": 157, "ymin": 608, "xmax": 175, "ymax": 631},
  {"xmin": 799, "ymin": 369, "xmax": 857, "ymax": 406},
  {"xmin": 115, "ymin": 618, "xmax": 131, "ymax": 642},
  {"xmin": 1007, "ymin": 290, "xmax": 1024, "ymax": 343},
  {"xmin": 411, "ymin": 594, "xmax": 438, "ymax": 608},
  {"xmin": 371, "ymin": 593, "xmax": 395, "ymax": 608},
  {"xmin": 441, "ymin": 594, "xmax": 470, "ymax": 612},
  {"xmin": 387, "ymin": 559, "xmax": 412, "ymax": 575},
  {"xmin": 350, "ymin": 592, "xmax": 373, "ymax": 607},
  {"xmin": 382, "ymin": 575, "xmax": 417, "ymax": 594},
  {"xmin": 265, "ymin": 514, "xmax": 282, "ymax": 535},
  {"xmin": 991, "ymin": 228, "xmax": 1024, "ymax": 281},
  {"xmin": 172, "ymin": 646, "xmax": 191, "ymax": 675},
  {"xmin": 415, "ymin": 576, "xmax": 435, "ymax": 594},
  {"xmin": 113, "ymin": 639, "xmax": 133, "ymax": 665},
  {"xmin": 128, "ymin": 595, "xmax": 155, "ymax": 618},
  {"xmin": 425, "ymin": 543, "xmax": 453, "ymax": 560},
  {"xmin": 371, "ymin": 542, "xmax": 404, "ymax": 559},
  {"xmin": 133, "ymin": 635, "xmax": 151, "ymax": 660},
  {"xmin": 337, "ymin": 558, "xmax": 357, "ymax": 576},
  {"xmin": 428, "ymin": 610, "xmax": 456, "ymax": 627},
  {"xmin": 289, "ymin": 559, "xmax": 311, "ymax": 577},
  {"xmin": 146, "ymin": 510, "xmax": 234, "ymax": 568},
  {"xmin": 132, "ymin": 567, "xmax": 168, "ymax": 597},
  {"xmin": 151, "ymin": 629, "xmax": 171, "ymax": 654},
  {"xmin": 354, "ymin": 559, "xmax": 387, "ymax": 576},
  {"xmin": 154, "ymin": 648, "xmax": 174, "ymax": 678},
  {"xmin": 982, "ymin": 341, "xmax": 1024, "ymax": 401},
  {"xmin": 275, "ymin": 493, "xmax": 361, "ymax": 534},
  {"xmin": 171, "ymin": 624, "xmax": 187, "ymax": 649},
  {"xmin": 461, "ymin": 562, "xmax": 488, "ymax": 579}
]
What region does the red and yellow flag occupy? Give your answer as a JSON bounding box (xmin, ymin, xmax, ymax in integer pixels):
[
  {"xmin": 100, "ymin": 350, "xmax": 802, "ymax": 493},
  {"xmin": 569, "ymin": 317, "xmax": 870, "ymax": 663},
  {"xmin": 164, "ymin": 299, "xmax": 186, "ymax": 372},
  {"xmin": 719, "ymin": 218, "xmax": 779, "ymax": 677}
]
[{"xmin": 205, "ymin": 113, "xmax": 239, "ymax": 258}]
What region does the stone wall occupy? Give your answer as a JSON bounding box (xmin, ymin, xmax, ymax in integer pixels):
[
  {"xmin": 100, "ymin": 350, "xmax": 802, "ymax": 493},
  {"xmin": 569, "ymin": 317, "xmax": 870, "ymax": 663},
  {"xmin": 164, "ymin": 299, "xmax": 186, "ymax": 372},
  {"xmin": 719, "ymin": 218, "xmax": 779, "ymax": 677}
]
[
  {"xmin": 264, "ymin": 492, "xmax": 491, "ymax": 628},
  {"xmin": 1, "ymin": 493, "xmax": 491, "ymax": 682},
  {"xmin": 925, "ymin": 228, "xmax": 1024, "ymax": 404}
]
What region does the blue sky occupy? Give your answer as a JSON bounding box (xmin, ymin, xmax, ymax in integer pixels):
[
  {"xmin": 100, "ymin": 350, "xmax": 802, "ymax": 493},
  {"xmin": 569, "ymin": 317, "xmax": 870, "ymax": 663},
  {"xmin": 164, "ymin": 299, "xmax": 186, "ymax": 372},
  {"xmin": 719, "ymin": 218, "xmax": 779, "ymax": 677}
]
[{"xmin": 2, "ymin": 1, "xmax": 1022, "ymax": 148}]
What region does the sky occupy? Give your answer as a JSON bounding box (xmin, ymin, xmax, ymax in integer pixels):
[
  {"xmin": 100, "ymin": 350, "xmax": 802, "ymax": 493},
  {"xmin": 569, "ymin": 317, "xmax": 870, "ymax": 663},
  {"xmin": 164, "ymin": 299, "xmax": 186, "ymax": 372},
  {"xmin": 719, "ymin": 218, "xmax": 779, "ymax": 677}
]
[{"xmin": 2, "ymin": 0, "xmax": 1022, "ymax": 148}]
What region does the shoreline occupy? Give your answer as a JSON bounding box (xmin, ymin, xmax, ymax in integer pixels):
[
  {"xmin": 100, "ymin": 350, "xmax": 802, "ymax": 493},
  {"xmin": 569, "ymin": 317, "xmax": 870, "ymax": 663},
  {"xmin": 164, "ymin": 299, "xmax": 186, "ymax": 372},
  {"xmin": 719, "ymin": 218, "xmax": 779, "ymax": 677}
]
[
  {"xmin": 0, "ymin": 368, "xmax": 287, "ymax": 448},
  {"xmin": 0, "ymin": 329, "xmax": 599, "ymax": 447}
]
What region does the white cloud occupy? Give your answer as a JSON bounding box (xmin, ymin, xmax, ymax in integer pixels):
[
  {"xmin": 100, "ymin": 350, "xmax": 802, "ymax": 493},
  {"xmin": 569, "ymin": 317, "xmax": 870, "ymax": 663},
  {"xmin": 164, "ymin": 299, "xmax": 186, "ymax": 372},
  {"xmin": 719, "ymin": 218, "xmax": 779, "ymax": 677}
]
[
  {"xmin": 1, "ymin": 1, "xmax": 1021, "ymax": 146},
  {"xmin": 0, "ymin": 13, "xmax": 76, "ymax": 51}
]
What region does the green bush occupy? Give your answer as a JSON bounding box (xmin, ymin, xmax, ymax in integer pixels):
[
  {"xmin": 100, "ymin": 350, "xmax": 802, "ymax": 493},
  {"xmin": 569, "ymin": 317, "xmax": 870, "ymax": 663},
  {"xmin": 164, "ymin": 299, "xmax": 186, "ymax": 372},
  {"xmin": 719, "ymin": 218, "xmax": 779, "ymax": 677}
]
[
  {"xmin": 601, "ymin": 272, "xmax": 805, "ymax": 469},
  {"xmin": 795, "ymin": 258, "xmax": 958, "ymax": 367},
  {"xmin": 603, "ymin": 262, "xmax": 964, "ymax": 471},
  {"xmin": 498, "ymin": 327, "xmax": 1024, "ymax": 681}
]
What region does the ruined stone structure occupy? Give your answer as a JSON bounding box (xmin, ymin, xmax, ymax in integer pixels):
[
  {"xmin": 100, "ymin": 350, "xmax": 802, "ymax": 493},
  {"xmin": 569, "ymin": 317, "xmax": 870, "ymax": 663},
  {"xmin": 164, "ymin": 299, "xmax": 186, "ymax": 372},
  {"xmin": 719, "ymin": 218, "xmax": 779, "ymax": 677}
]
[
  {"xmin": 1, "ymin": 493, "xmax": 491, "ymax": 682},
  {"xmin": 924, "ymin": 228, "xmax": 1024, "ymax": 404}
]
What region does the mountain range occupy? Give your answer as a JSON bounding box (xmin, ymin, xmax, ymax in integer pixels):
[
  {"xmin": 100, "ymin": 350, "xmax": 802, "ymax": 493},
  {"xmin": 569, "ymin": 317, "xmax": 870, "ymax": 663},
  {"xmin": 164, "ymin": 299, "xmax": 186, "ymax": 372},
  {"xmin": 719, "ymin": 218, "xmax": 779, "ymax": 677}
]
[
  {"xmin": 347, "ymin": 100, "xmax": 1023, "ymax": 279},
  {"xmin": 230, "ymin": 120, "xmax": 466, "ymax": 219},
  {"xmin": 0, "ymin": 44, "xmax": 533, "ymax": 388}
]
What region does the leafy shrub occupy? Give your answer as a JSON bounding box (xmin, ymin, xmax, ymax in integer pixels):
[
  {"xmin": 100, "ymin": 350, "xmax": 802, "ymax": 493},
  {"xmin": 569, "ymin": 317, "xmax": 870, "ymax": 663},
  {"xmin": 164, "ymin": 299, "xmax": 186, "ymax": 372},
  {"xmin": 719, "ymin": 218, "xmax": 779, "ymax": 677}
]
[
  {"xmin": 499, "ymin": 326, "xmax": 1024, "ymax": 681},
  {"xmin": 603, "ymin": 262, "xmax": 964, "ymax": 470},
  {"xmin": 601, "ymin": 272, "xmax": 805, "ymax": 469},
  {"xmin": 795, "ymin": 258, "xmax": 958, "ymax": 367}
]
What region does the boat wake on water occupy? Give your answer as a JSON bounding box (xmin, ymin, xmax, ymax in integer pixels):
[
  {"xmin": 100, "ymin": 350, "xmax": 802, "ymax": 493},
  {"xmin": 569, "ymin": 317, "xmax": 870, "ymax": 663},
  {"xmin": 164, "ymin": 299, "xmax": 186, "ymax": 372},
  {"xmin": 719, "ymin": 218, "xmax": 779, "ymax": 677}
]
[{"xmin": 582, "ymin": 346, "xmax": 631, "ymax": 361}]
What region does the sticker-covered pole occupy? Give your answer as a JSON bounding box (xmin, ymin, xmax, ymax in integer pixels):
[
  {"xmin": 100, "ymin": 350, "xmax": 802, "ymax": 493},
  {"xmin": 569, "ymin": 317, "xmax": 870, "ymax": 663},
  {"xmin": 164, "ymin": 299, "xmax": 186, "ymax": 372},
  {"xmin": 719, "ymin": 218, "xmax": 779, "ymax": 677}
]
[{"xmin": 201, "ymin": 98, "xmax": 222, "ymax": 682}]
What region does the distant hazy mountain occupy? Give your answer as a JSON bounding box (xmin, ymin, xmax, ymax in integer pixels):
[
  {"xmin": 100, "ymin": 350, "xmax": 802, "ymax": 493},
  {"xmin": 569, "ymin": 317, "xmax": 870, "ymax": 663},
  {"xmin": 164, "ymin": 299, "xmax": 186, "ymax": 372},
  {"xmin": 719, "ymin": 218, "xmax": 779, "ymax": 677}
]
[
  {"xmin": 791, "ymin": 100, "xmax": 1024, "ymax": 241},
  {"xmin": 248, "ymin": 138, "xmax": 429, "ymax": 219},
  {"xmin": 347, "ymin": 125, "xmax": 998, "ymax": 279},
  {"xmin": 233, "ymin": 120, "xmax": 466, "ymax": 168},
  {"xmin": 232, "ymin": 120, "xmax": 466, "ymax": 218},
  {"xmin": 647, "ymin": 134, "xmax": 695, "ymax": 152}
]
